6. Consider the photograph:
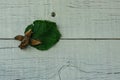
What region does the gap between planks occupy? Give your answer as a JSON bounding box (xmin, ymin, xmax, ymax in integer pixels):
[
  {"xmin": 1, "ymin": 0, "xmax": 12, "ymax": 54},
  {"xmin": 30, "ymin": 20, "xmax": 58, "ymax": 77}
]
[
  {"xmin": 0, "ymin": 38, "xmax": 120, "ymax": 40},
  {"xmin": 0, "ymin": 37, "xmax": 120, "ymax": 49}
]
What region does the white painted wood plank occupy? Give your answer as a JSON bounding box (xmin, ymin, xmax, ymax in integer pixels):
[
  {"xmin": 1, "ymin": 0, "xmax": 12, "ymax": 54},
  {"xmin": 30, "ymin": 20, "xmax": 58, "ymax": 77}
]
[
  {"xmin": 0, "ymin": 0, "xmax": 120, "ymax": 38},
  {"xmin": 0, "ymin": 0, "xmax": 47, "ymax": 38},
  {"xmin": 0, "ymin": 40, "xmax": 120, "ymax": 80},
  {"xmin": 0, "ymin": 0, "xmax": 120, "ymax": 80},
  {"xmin": 47, "ymin": 0, "xmax": 120, "ymax": 38}
]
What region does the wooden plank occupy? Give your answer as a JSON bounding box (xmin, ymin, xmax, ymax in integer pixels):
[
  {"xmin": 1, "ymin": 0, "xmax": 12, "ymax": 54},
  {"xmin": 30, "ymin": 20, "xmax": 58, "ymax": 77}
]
[
  {"xmin": 0, "ymin": 0, "xmax": 120, "ymax": 38},
  {"xmin": 47, "ymin": 0, "xmax": 120, "ymax": 38},
  {"xmin": 0, "ymin": 40, "xmax": 120, "ymax": 80},
  {"xmin": 0, "ymin": 0, "xmax": 47, "ymax": 38},
  {"xmin": 0, "ymin": 0, "xmax": 120, "ymax": 80}
]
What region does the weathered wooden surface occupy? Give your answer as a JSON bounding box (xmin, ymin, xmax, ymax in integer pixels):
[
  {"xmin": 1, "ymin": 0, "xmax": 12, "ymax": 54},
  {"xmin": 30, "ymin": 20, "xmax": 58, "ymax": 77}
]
[{"xmin": 0, "ymin": 0, "xmax": 120, "ymax": 80}]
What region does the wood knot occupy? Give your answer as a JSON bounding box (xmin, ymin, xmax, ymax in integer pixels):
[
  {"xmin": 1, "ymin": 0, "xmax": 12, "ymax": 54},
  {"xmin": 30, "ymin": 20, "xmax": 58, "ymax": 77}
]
[{"xmin": 51, "ymin": 12, "xmax": 56, "ymax": 17}]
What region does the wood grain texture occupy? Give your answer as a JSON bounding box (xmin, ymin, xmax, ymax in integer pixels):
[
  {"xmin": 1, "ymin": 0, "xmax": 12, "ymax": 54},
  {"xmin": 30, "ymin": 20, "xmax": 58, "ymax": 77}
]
[
  {"xmin": 0, "ymin": 0, "xmax": 120, "ymax": 80},
  {"xmin": 47, "ymin": 0, "xmax": 120, "ymax": 38},
  {"xmin": 0, "ymin": 0, "xmax": 120, "ymax": 38},
  {"xmin": 0, "ymin": 40, "xmax": 120, "ymax": 80},
  {"xmin": 0, "ymin": 0, "xmax": 46, "ymax": 38}
]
